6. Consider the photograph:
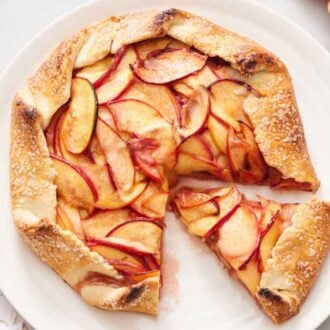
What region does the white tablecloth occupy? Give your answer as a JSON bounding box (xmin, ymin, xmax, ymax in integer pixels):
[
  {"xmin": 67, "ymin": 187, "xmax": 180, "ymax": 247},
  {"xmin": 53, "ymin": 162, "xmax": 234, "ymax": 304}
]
[{"xmin": 0, "ymin": 0, "xmax": 329, "ymax": 329}]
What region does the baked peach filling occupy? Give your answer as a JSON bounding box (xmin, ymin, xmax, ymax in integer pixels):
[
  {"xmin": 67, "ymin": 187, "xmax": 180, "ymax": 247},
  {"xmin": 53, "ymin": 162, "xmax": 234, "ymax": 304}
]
[
  {"xmin": 172, "ymin": 186, "xmax": 297, "ymax": 295},
  {"xmin": 44, "ymin": 37, "xmax": 309, "ymax": 285}
]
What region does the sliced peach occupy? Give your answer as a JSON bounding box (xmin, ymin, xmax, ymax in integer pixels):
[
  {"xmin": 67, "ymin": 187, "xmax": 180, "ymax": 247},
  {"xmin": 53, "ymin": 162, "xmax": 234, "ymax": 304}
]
[
  {"xmin": 128, "ymin": 138, "xmax": 162, "ymax": 183},
  {"xmin": 174, "ymin": 152, "xmax": 221, "ymax": 176},
  {"xmin": 180, "ymin": 86, "xmax": 210, "ymax": 138},
  {"xmin": 95, "ymin": 182, "xmax": 147, "ymax": 210},
  {"xmin": 235, "ymin": 255, "xmax": 261, "ymax": 295},
  {"xmin": 227, "ymin": 124, "xmax": 266, "ymax": 183},
  {"xmin": 120, "ymin": 80, "xmax": 179, "ymax": 124},
  {"xmin": 97, "ymin": 105, "xmax": 116, "ymax": 129},
  {"xmin": 60, "ymin": 78, "xmax": 98, "ymax": 154},
  {"xmin": 187, "ymin": 215, "xmax": 221, "ymax": 237},
  {"xmin": 133, "ymin": 48, "xmax": 207, "ymax": 84},
  {"xmin": 51, "ymin": 154, "xmax": 96, "ymax": 214},
  {"xmin": 239, "ymin": 123, "xmax": 267, "ymax": 183},
  {"xmin": 173, "ymin": 65, "xmax": 218, "ymax": 97},
  {"xmin": 45, "ymin": 106, "xmax": 67, "ymax": 153},
  {"xmin": 54, "ymin": 111, "xmax": 93, "ymax": 166},
  {"xmin": 87, "ymin": 238, "xmax": 152, "ymax": 257},
  {"xmin": 106, "ymin": 220, "xmax": 162, "ymax": 255},
  {"xmin": 203, "ymin": 187, "xmax": 242, "ymax": 239},
  {"xmin": 130, "ymin": 182, "xmax": 167, "ymax": 218},
  {"xmin": 178, "ymin": 200, "xmax": 219, "ymax": 223},
  {"xmin": 95, "ymin": 46, "xmax": 137, "ymax": 104},
  {"xmin": 83, "ymin": 209, "xmax": 132, "ymax": 238},
  {"xmin": 259, "ymin": 219, "xmax": 282, "ymax": 272},
  {"xmin": 76, "ymin": 56, "xmax": 113, "ymax": 83},
  {"xmin": 109, "ymin": 99, "xmax": 177, "ymax": 167},
  {"xmin": 96, "ymin": 118, "xmax": 135, "ymax": 192},
  {"xmin": 166, "ymin": 39, "xmax": 190, "ymax": 49},
  {"xmin": 142, "ymin": 255, "xmax": 160, "ymax": 271},
  {"xmin": 215, "ymin": 154, "xmax": 233, "ymax": 182},
  {"xmin": 209, "ymin": 79, "xmax": 251, "ymax": 131},
  {"xmin": 126, "ymin": 270, "xmax": 160, "ymax": 284},
  {"xmin": 207, "ymin": 115, "xmax": 229, "ymax": 154},
  {"xmin": 88, "ymin": 136, "xmax": 106, "ymax": 165},
  {"xmin": 173, "ymin": 189, "xmax": 213, "ymax": 208},
  {"xmin": 89, "ymin": 245, "xmax": 147, "ymax": 274},
  {"xmin": 179, "ymin": 135, "xmax": 213, "ymax": 160},
  {"xmin": 142, "ymin": 192, "xmax": 169, "ymax": 219},
  {"xmin": 259, "ymin": 199, "xmax": 282, "ymax": 232},
  {"xmin": 226, "ymin": 126, "xmax": 249, "ymax": 176},
  {"xmin": 82, "ymin": 163, "xmax": 115, "ymax": 204},
  {"xmin": 200, "ymin": 129, "xmax": 221, "ymax": 159},
  {"xmin": 135, "ymin": 37, "xmax": 173, "ymax": 60},
  {"xmin": 56, "ymin": 204, "xmax": 75, "ymax": 232},
  {"xmin": 217, "ymin": 206, "xmax": 259, "ymax": 260},
  {"xmin": 57, "ymin": 200, "xmax": 85, "ymax": 240}
]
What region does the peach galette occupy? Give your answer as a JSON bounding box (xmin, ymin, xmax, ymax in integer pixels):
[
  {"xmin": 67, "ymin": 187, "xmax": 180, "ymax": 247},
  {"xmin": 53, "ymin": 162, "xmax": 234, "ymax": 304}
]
[
  {"xmin": 10, "ymin": 8, "xmax": 324, "ymax": 321},
  {"xmin": 172, "ymin": 186, "xmax": 330, "ymax": 323}
]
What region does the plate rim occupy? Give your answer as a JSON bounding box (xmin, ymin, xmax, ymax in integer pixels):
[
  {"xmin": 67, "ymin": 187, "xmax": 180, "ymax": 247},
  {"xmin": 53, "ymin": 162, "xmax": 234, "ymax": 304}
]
[{"xmin": 0, "ymin": 0, "xmax": 329, "ymax": 329}]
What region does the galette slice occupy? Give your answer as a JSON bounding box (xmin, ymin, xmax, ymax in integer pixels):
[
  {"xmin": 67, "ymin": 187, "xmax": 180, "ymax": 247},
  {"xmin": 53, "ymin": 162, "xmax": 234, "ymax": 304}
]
[{"xmin": 172, "ymin": 186, "xmax": 330, "ymax": 323}]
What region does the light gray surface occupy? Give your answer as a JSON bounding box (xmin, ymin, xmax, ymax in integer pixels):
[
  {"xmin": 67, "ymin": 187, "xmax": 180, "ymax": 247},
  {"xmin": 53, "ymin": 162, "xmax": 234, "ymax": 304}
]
[{"xmin": 0, "ymin": 0, "xmax": 329, "ymax": 329}]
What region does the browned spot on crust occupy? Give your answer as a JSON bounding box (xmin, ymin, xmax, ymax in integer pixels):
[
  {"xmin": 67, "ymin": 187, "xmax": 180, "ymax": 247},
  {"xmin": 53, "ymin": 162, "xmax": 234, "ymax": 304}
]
[
  {"xmin": 258, "ymin": 288, "xmax": 282, "ymax": 302},
  {"xmin": 153, "ymin": 9, "xmax": 177, "ymax": 34},
  {"xmin": 125, "ymin": 285, "xmax": 144, "ymax": 304}
]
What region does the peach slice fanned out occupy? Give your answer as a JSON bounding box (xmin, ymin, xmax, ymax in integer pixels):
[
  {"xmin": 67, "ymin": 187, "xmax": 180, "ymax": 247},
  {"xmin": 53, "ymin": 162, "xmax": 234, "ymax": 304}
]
[
  {"xmin": 60, "ymin": 78, "xmax": 98, "ymax": 154},
  {"xmin": 57, "ymin": 200, "xmax": 85, "ymax": 240},
  {"xmin": 88, "ymin": 136, "xmax": 107, "ymax": 165},
  {"xmin": 200, "ymin": 129, "xmax": 221, "ymax": 159},
  {"xmin": 105, "ymin": 220, "xmax": 162, "ymax": 255},
  {"xmin": 179, "ymin": 134, "xmax": 213, "ymax": 161},
  {"xmin": 209, "ymin": 79, "xmax": 251, "ymax": 131},
  {"xmin": 180, "ymin": 86, "xmax": 210, "ymax": 138},
  {"xmin": 178, "ymin": 200, "xmax": 220, "ymax": 224},
  {"xmin": 89, "ymin": 245, "xmax": 148, "ymax": 275},
  {"xmin": 51, "ymin": 154, "xmax": 97, "ymax": 215},
  {"xmin": 130, "ymin": 182, "xmax": 168, "ymax": 218},
  {"xmin": 227, "ymin": 124, "xmax": 267, "ymax": 184},
  {"xmin": 108, "ymin": 99, "xmax": 177, "ymax": 167},
  {"xmin": 207, "ymin": 115, "xmax": 229, "ymax": 154},
  {"xmin": 82, "ymin": 163, "xmax": 116, "ymax": 205},
  {"xmin": 135, "ymin": 37, "xmax": 173, "ymax": 60},
  {"xmin": 174, "ymin": 152, "xmax": 221, "ymax": 177},
  {"xmin": 217, "ymin": 206, "xmax": 260, "ymax": 261},
  {"xmin": 173, "ymin": 189, "xmax": 213, "ymax": 209},
  {"xmin": 54, "ymin": 111, "xmax": 93, "ymax": 166},
  {"xmin": 173, "ymin": 65, "xmax": 218, "ymax": 97},
  {"xmin": 120, "ymin": 80, "xmax": 179, "ymax": 124},
  {"xmin": 132, "ymin": 48, "xmax": 207, "ymax": 84},
  {"xmin": 128, "ymin": 138, "xmax": 162, "ymax": 183},
  {"xmin": 95, "ymin": 46, "xmax": 137, "ymax": 104},
  {"xmin": 82, "ymin": 209, "xmax": 132, "ymax": 238},
  {"xmin": 203, "ymin": 187, "xmax": 242, "ymax": 239},
  {"xmin": 95, "ymin": 182, "xmax": 147, "ymax": 210},
  {"xmin": 96, "ymin": 118, "xmax": 135, "ymax": 192}
]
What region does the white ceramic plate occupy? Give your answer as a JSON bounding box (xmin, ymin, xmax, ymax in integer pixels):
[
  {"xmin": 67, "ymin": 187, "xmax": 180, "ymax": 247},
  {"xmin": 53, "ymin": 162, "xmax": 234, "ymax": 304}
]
[{"xmin": 0, "ymin": 0, "xmax": 329, "ymax": 329}]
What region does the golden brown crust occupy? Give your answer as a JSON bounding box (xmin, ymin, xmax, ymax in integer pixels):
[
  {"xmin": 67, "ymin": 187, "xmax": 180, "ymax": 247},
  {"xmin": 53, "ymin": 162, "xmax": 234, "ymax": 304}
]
[
  {"xmin": 256, "ymin": 197, "xmax": 330, "ymax": 323},
  {"xmin": 10, "ymin": 8, "xmax": 320, "ymax": 315}
]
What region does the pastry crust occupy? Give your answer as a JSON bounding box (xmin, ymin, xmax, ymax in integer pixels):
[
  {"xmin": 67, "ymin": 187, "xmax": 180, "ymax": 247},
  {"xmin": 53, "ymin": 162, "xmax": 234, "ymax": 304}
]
[
  {"xmin": 10, "ymin": 9, "xmax": 320, "ymax": 315},
  {"xmin": 256, "ymin": 197, "xmax": 330, "ymax": 323}
]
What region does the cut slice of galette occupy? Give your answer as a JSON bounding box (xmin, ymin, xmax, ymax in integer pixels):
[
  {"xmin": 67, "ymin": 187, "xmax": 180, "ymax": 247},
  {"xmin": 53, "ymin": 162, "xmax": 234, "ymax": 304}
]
[
  {"xmin": 10, "ymin": 9, "xmax": 322, "ymax": 319},
  {"xmin": 172, "ymin": 186, "xmax": 330, "ymax": 323}
]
